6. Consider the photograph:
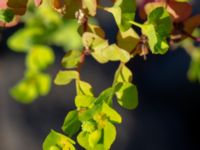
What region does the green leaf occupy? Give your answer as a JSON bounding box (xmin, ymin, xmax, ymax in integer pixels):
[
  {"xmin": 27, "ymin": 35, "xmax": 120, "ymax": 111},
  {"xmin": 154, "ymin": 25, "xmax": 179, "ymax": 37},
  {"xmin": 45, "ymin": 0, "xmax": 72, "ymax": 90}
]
[
  {"xmin": 26, "ymin": 45, "xmax": 55, "ymax": 71},
  {"xmin": 142, "ymin": 7, "xmax": 172, "ymax": 54},
  {"xmin": 62, "ymin": 50, "xmax": 82, "ymax": 69},
  {"xmin": 88, "ymin": 129, "xmax": 102, "ymax": 148},
  {"xmin": 0, "ymin": 9, "xmax": 14, "ymax": 23},
  {"xmin": 82, "ymin": 0, "xmax": 97, "ymax": 16},
  {"xmin": 43, "ymin": 130, "xmax": 75, "ymax": 150},
  {"xmin": 78, "ymin": 105, "xmax": 100, "ymax": 122},
  {"xmin": 88, "ymin": 23, "xmax": 105, "ymax": 38},
  {"xmin": 95, "ymin": 87, "xmax": 114, "ymax": 105},
  {"xmin": 101, "ymin": 44, "xmax": 131, "ymax": 63},
  {"xmin": 105, "ymin": 0, "xmax": 136, "ymax": 31},
  {"xmin": 76, "ymin": 80, "xmax": 94, "ymax": 96},
  {"xmin": 115, "ymin": 82, "xmax": 138, "ymax": 110},
  {"xmin": 75, "ymin": 95, "xmax": 95, "ymax": 108},
  {"xmin": 62, "ymin": 110, "xmax": 81, "ymax": 137},
  {"xmin": 35, "ymin": 73, "xmax": 51, "ymax": 96},
  {"xmin": 114, "ymin": 64, "xmax": 132, "ymax": 83},
  {"xmin": 8, "ymin": 27, "xmax": 45, "ymax": 52},
  {"xmin": 101, "ymin": 103, "xmax": 122, "ymax": 124},
  {"xmin": 117, "ymin": 28, "xmax": 140, "ymax": 52},
  {"xmin": 54, "ymin": 70, "xmax": 78, "ymax": 85},
  {"xmin": 82, "ymin": 120, "xmax": 97, "ymax": 133},
  {"xmin": 103, "ymin": 122, "xmax": 116, "ymax": 150},
  {"xmin": 82, "ymin": 32, "xmax": 109, "ymax": 63},
  {"xmin": 10, "ymin": 79, "xmax": 38, "ymax": 104},
  {"xmin": 10, "ymin": 72, "xmax": 52, "ymax": 103},
  {"xmin": 77, "ymin": 131, "xmax": 91, "ymax": 150},
  {"xmin": 51, "ymin": 20, "xmax": 82, "ymax": 51}
]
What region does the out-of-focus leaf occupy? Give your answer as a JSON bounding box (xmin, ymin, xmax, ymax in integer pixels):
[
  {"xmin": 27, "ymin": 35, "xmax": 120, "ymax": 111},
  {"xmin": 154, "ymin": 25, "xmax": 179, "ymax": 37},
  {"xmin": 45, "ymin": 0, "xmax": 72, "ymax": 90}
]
[
  {"xmin": 8, "ymin": 27, "xmax": 45, "ymax": 52},
  {"xmin": 7, "ymin": 0, "xmax": 28, "ymax": 15},
  {"xmin": 82, "ymin": 0, "xmax": 97, "ymax": 16},
  {"xmin": 26, "ymin": 45, "xmax": 55, "ymax": 71},
  {"xmin": 0, "ymin": 9, "xmax": 14, "ymax": 22},
  {"xmin": 54, "ymin": 70, "xmax": 79, "ymax": 85},
  {"xmin": 62, "ymin": 50, "xmax": 82, "ymax": 69}
]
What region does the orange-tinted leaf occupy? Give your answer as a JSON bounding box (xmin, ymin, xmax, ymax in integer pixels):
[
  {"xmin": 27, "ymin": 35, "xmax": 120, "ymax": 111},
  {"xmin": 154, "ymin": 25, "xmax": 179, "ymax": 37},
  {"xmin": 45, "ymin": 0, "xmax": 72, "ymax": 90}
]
[
  {"xmin": 184, "ymin": 15, "xmax": 200, "ymax": 35},
  {"xmin": 52, "ymin": 0, "xmax": 82, "ymax": 19},
  {"xmin": 7, "ymin": 0, "xmax": 28, "ymax": 15},
  {"xmin": 52, "ymin": 0, "xmax": 65, "ymax": 9},
  {"xmin": 167, "ymin": 1, "xmax": 192, "ymax": 22}
]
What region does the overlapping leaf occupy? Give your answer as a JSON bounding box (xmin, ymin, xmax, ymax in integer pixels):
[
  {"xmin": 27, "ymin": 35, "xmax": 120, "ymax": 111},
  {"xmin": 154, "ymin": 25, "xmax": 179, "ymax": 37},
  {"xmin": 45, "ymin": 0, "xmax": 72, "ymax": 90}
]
[{"xmin": 142, "ymin": 7, "xmax": 172, "ymax": 54}]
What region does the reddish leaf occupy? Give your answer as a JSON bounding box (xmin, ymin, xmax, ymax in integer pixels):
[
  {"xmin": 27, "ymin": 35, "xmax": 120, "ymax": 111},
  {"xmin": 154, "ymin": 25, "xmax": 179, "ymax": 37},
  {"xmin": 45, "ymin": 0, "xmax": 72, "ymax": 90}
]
[
  {"xmin": 184, "ymin": 15, "xmax": 200, "ymax": 35},
  {"xmin": 7, "ymin": 0, "xmax": 28, "ymax": 15},
  {"xmin": 34, "ymin": 0, "xmax": 42, "ymax": 7},
  {"xmin": 0, "ymin": 0, "xmax": 7, "ymax": 9},
  {"xmin": 139, "ymin": 0, "xmax": 192, "ymax": 22},
  {"xmin": 167, "ymin": 1, "xmax": 192, "ymax": 22}
]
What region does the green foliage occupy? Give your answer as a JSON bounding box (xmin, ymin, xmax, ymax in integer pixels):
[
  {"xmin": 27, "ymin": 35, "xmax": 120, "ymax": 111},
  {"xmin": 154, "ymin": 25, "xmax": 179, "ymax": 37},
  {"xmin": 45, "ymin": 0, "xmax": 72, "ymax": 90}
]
[
  {"xmin": 54, "ymin": 71, "xmax": 79, "ymax": 85},
  {"xmin": 0, "ymin": 9, "xmax": 14, "ymax": 22},
  {"xmin": 104, "ymin": 0, "xmax": 136, "ymax": 31},
  {"xmin": 1, "ymin": 0, "xmax": 199, "ymax": 150},
  {"xmin": 11, "ymin": 72, "xmax": 51, "ymax": 103},
  {"xmin": 43, "ymin": 130, "xmax": 76, "ymax": 150},
  {"xmin": 142, "ymin": 7, "xmax": 172, "ymax": 54}
]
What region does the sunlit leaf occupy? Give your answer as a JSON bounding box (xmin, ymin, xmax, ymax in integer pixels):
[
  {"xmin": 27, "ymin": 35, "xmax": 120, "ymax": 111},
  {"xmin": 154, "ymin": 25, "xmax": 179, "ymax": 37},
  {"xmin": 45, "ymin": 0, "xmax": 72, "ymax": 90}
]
[
  {"xmin": 105, "ymin": 0, "xmax": 136, "ymax": 31},
  {"xmin": 88, "ymin": 129, "xmax": 101, "ymax": 148},
  {"xmin": 142, "ymin": 7, "xmax": 172, "ymax": 54},
  {"xmin": 82, "ymin": 0, "xmax": 97, "ymax": 16},
  {"xmin": 114, "ymin": 64, "xmax": 133, "ymax": 83},
  {"xmin": 101, "ymin": 103, "xmax": 122, "ymax": 123},
  {"xmin": 62, "ymin": 110, "xmax": 81, "ymax": 137},
  {"xmin": 26, "ymin": 45, "xmax": 55, "ymax": 71},
  {"xmin": 101, "ymin": 44, "xmax": 131, "ymax": 63},
  {"xmin": 54, "ymin": 70, "xmax": 79, "ymax": 85},
  {"xmin": 76, "ymin": 80, "xmax": 94, "ymax": 96},
  {"xmin": 62, "ymin": 50, "xmax": 82, "ymax": 69},
  {"xmin": 75, "ymin": 95, "xmax": 95, "ymax": 108},
  {"xmin": 117, "ymin": 28, "xmax": 140, "ymax": 52},
  {"xmin": 77, "ymin": 131, "xmax": 91, "ymax": 150},
  {"xmin": 115, "ymin": 82, "xmax": 138, "ymax": 110},
  {"xmin": 43, "ymin": 130, "xmax": 75, "ymax": 150},
  {"xmin": 103, "ymin": 121, "xmax": 116, "ymax": 150}
]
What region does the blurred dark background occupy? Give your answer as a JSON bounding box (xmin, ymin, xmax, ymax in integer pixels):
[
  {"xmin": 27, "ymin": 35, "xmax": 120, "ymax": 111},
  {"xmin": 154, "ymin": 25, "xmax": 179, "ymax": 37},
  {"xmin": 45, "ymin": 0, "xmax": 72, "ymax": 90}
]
[{"xmin": 0, "ymin": 0, "xmax": 200, "ymax": 150}]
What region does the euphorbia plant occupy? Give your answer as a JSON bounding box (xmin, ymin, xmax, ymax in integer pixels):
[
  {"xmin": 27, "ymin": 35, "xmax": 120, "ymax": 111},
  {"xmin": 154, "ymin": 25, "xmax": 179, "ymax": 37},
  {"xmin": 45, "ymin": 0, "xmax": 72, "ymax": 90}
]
[{"xmin": 1, "ymin": 0, "xmax": 200, "ymax": 149}]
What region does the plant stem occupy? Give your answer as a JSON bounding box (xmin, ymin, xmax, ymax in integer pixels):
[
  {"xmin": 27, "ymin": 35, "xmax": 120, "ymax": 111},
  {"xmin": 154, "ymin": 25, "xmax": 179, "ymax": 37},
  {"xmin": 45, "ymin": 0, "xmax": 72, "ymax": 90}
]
[{"xmin": 129, "ymin": 21, "xmax": 143, "ymax": 28}]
